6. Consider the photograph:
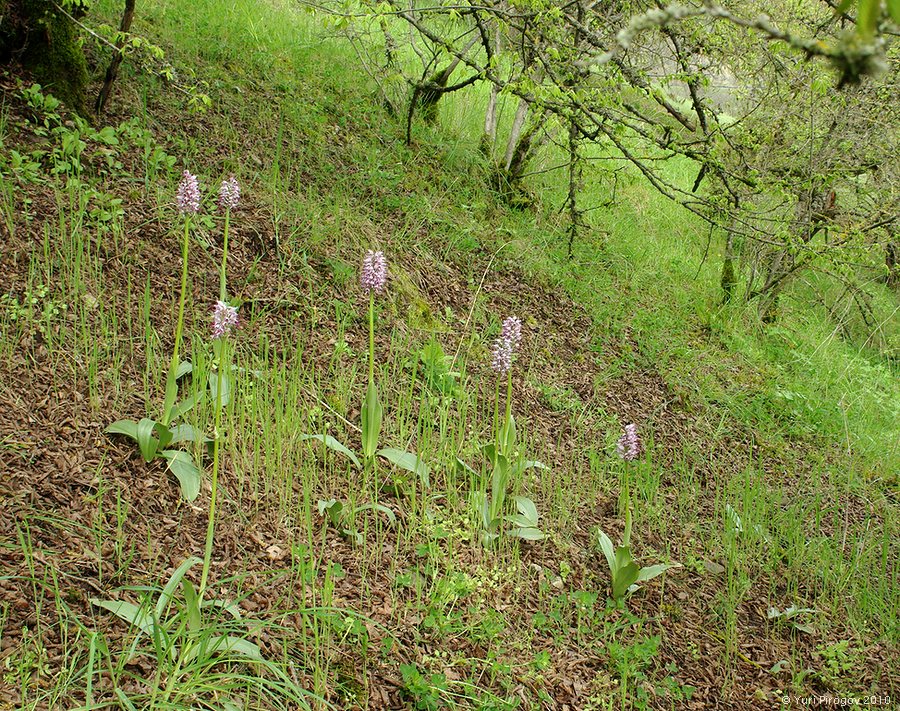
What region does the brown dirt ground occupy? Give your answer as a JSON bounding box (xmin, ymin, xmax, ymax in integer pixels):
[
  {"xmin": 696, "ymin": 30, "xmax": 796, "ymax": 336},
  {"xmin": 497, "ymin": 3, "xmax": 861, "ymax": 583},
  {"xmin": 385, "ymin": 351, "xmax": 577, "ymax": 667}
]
[{"xmin": 0, "ymin": 71, "xmax": 895, "ymax": 711}]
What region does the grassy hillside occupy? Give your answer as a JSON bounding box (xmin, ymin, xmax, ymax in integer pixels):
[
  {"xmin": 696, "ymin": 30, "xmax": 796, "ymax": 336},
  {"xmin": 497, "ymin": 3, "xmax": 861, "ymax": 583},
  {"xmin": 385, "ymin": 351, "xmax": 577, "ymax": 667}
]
[{"xmin": 0, "ymin": 0, "xmax": 897, "ymax": 709}]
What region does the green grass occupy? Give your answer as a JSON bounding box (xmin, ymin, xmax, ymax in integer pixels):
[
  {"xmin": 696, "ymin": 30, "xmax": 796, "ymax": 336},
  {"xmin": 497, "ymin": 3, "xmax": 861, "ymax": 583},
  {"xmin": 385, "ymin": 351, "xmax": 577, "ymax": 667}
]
[{"xmin": 0, "ymin": 0, "xmax": 896, "ymax": 708}]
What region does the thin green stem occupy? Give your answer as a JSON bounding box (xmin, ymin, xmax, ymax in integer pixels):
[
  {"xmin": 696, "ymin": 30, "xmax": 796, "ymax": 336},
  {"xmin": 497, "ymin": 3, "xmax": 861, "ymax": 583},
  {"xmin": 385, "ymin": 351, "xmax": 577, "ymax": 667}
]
[
  {"xmin": 504, "ymin": 368, "xmax": 513, "ymax": 450},
  {"xmin": 162, "ymin": 218, "xmax": 191, "ymax": 426},
  {"xmin": 219, "ymin": 209, "xmax": 230, "ymax": 302},
  {"xmin": 200, "ymin": 340, "xmax": 226, "ymax": 599},
  {"xmin": 368, "ymin": 292, "xmax": 375, "ymax": 387},
  {"xmin": 493, "ymin": 378, "xmax": 500, "ymax": 454}
]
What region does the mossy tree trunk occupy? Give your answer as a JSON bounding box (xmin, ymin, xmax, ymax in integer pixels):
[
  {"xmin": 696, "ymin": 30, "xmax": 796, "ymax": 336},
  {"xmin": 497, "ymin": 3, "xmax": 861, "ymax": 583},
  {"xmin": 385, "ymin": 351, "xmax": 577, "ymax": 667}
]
[{"xmin": 1, "ymin": 0, "xmax": 90, "ymax": 114}]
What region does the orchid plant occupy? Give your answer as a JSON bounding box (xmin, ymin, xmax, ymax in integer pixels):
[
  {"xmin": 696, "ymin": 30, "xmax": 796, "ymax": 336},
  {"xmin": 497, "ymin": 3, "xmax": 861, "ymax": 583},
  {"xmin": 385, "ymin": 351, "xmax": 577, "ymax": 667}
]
[
  {"xmin": 597, "ymin": 425, "xmax": 680, "ymax": 601},
  {"xmin": 459, "ymin": 316, "xmax": 547, "ymax": 545},
  {"xmin": 300, "ymin": 250, "xmax": 430, "ymax": 492},
  {"xmin": 107, "ymin": 170, "xmax": 209, "ymax": 501}
]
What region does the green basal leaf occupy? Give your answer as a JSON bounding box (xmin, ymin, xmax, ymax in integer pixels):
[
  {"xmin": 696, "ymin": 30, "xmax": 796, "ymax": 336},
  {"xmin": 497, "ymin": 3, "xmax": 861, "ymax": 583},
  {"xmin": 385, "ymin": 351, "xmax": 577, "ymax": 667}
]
[
  {"xmin": 597, "ymin": 529, "xmax": 617, "ymax": 574},
  {"xmin": 511, "ymin": 526, "xmax": 545, "ymax": 541},
  {"xmin": 612, "ymin": 559, "xmax": 640, "ymax": 600},
  {"xmin": 160, "ymin": 450, "xmax": 201, "ymax": 501},
  {"xmin": 208, "ymin": 369, "xmax": 233, "ymax": 408},
  {"xmin": 153, "ymin": 422, "xmax": 174, "ymax": 451},
  {"xmin": 501, "ymin": 413, "xmax": 517, "ymax": 454},
  {"xmin": 361, "ymin": 383, "xmax": 383, "ymax": 460},
  {"xmin": 480, "ymin": 442, "xmax": 497, "ymax": 465},
  {"xmin": 506, "ymin": 514, "xmax": 535, "ymax": 528},
  {"xmin": 856, "ymin": 0, "xmax": 879, "ymax": 36},
  {"xmin": 181, "ymin": 578, "xmax": 201, "ymax": 632},
  {"xmin": 167, "ymin": 391, "xmax": 204, "ymax": 424},
  {"xmin": 173, "ymin": 360, "xmax": 193, "ymax": 379},
  {"xmin": 522, "ymin": 460, "xmax": 549, "ymax": 471},
  {"xmin": 168, "ymin": 424, "xmax": 209, "ymax": 446},
  {"xmin": 106, "ymin": 419, "xmax": 138, "ymax": 440},
  {"xmin": 90, "ymin": 599, "xmax": 155, "ymax": 636},
  {"xmin": 183, "ymin": 635, "xmax": 263, "ymax": 663},
  {"xmin": 300, "ymin": 434, "xmax": 362, "ymax": 469},
  {"xmin": 156, "ymin": 556, "xmax": 203, "ymax": 620},
  {"xmin": 136, "ymin": 418, "xmax": 159, "ymax": 462},
  {"xmin": 490, "ymin": 455, "xmax": 510, "ymax": 516},
  {"xmin": 354, "ymin": 502, "xmax": 397, "ymax": 526},
  {"xmin": 513, "ymin": 496, "xmax": 539, "ymax": 524},
  {"xmin": 480, "ymin": 530, "xmax": 500, "ymax": 546},
  {"xmin": 377, "ymin": 448, "xmax": 430, "ymax": 488},
  {"xmin": 317, "ymin": 498, "xmax": 344, "ymax": 527},
  {"xmin": 635, "ymin": 562, "xmax": 681, "ymax": 584}
]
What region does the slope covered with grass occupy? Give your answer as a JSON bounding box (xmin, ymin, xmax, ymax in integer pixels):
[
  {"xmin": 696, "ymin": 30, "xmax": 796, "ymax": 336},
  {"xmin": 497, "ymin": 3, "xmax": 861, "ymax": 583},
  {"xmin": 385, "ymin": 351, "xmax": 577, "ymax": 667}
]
[{"xmin": 0, "ymin": 0, "xmax": 897, "ymax": 708}]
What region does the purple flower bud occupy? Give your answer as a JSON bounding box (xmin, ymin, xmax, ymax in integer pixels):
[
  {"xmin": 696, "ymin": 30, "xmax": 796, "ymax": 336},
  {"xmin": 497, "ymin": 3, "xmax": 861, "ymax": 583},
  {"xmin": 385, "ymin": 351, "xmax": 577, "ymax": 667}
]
[
  {"xmin": 501, "ymin": 315, "xmax": 522, "ymax": 350},
  {"xmin": 219, "ymin": 176, "xmax": 240, "ymax": 211},
  {"xmin": 491, "ymin": 337, "xmax": 513, "ymax": 375},
  {"xmin": 360, "ymin": 250, "xmax": 388, "ymax": 295},
  {"xmin": 616, "ymin": 423, "xmax": 641, "ymax": 461},
  {"xmin": 176, "ymin": 170, "xmax": 201, "ymax": 214},
  {"xmin": 211, "ymin": 300, "xmax": 239, "ymax": 339}
]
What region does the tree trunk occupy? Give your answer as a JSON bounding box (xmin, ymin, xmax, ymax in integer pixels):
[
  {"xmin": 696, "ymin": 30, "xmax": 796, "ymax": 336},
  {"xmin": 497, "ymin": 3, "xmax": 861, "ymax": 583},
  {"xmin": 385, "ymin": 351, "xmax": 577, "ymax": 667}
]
[
  {"xmin": 885, "ymin": 237, "xmax": 899, "ymax": 289},
  {"xmin": 1, "ymin": 0, "xmax": 90, "ymax": 114},
  {"xmin": 96, "ymin": 0, "xmax": 137, "ymax": 115},
  {"xmin": 503, "ymin": 99, "xmax": 529, "ymax": 170},
  {"xmin": 417, "ymin": 35, "xmax": 478, "ymax": 123},
  {"xmin": 480, "ymin": 83, "xmax": 499, "ymax": 156},
  {"xmin": 721, "ymin": 232, "xmax": 737, "ymax": 303}
]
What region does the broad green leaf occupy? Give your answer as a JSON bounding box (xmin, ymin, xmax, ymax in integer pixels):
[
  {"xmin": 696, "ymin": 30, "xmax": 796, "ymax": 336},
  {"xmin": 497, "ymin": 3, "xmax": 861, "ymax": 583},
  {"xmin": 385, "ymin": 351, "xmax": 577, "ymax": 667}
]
[
  {"xmin": 156, "ymin": 556, "xmax": 202, "ymax": 620},
  {"xmin": 90, "ymin": 599, "xmax": 155, "ymax": 636},
  {"xmin": 210, "ymin": 635, "xmax": 263, "ymax": 660},
  {"xmin": 635, "ymin": 562, "xmax": 681, "ymax": 584},
  {"xmin": 160, "ymin": 450, "xmax": 201, "ymax": 501},
  {"xmin": 153, "ymin": 422, "xmax": 174, "ymax": 451},
  {"xmin": 208, "ymin": 370, "xmax": 233, "ymax": 408},
  {"xmin": 513, "ymin": 496, "xmax": 539, "ymax": 524},
  {"xmin": 204, "ymin": 598, "xmax": 244, "ymax": 620},
  {"xmin": 317, "ymin": 498, "xmax": 344, "ymax": 527},
  {"xmin": 597, "ymin": 530, "xmax": 617, "ymax": 573},
  {"xmin": 300, "ymin": 434, "xmax": 361, "ymax": 469},
  {"xmin": 354, "ymin": 502, "xmax": 397, "ymax": 525},
  {"xmin": 501, "ymin": 413, "xmax": 517, "ymax": 454},
  {"xmin": 510, "ymin": 526, "xmax": 545, "ymax": 541},
  {"xmin": 361, "ymin": 383, "xmax": 383, "ymax": 460},
  {"xmin": 106, "ymin": 419, "xmax": 138, "ymax": 440},
  {"xmin": 183, "ymin": 635, "xmax": 263, "ymax": 663},
  {"xmin": 612, "ymin": 560, "xmax": 640, "ymax": 599},
  {"xmin": 522, "ymin": 460, "xmax": 549, "ymax": 471},
  {"xmin": 167, "ymin": 391, "xmax": 204, "ymax": 424},
  {"xmin": 181, "ymin": 579, "xmax": 201, "ymax": 632},
  {"xmin": 490, "ymin": 455, "xmax": 510, "ymax": 515},
  {"xmin": 136, "ymin": 418, "xmax": 159, "ymax": 462},
  {"xmin": 377, "ymin": 448, "xmax": 430, "ymax": 488},
  {"xmin": 173, "ymin": 360, "xmax": 193, "ymax": 379},
  {"xmin": 480, "ymin": 530, "xmax": 500, "ymax": 546},
  {"xmin": 480, "ymin": 443, "xmax": 497, "ymax": 464},
  {"xmin": 168, "ymin": 424, "xmax": 209, "ymax": 445},
  {"xmin": 505, "ymin": 514, "xmax": 535, "ymax": 528},
  {"xmin": 612, "ymin": 545, "xmax": 640, "ymax": 599}
]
